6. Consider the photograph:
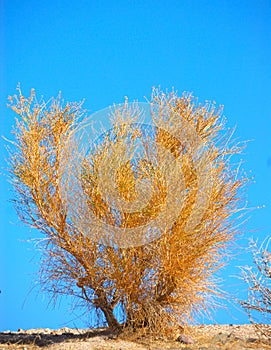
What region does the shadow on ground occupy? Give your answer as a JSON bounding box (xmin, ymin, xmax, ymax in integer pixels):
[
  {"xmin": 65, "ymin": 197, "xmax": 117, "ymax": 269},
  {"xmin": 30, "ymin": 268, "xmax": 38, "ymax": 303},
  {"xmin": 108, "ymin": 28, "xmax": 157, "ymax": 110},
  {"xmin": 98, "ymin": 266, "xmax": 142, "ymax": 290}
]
[{"xmin": 0, "ymin": 329, "xmax": 116, "ymax": 347}]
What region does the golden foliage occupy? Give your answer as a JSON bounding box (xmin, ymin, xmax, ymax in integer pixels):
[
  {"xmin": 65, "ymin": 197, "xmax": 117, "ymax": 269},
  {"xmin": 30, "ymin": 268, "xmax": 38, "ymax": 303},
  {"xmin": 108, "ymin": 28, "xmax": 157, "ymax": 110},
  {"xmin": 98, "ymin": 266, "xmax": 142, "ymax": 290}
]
[{"xmin": 8, "ymin": 86, "xmax": 246, "ymax": 336}]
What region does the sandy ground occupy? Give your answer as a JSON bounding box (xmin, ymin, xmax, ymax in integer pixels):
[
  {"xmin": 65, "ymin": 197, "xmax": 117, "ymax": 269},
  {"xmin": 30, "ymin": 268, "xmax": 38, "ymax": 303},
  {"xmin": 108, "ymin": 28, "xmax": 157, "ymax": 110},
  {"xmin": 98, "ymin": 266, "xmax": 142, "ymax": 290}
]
[{"xmin": 0, "ymin": 324, "xmax": 270, "ymax": 350}]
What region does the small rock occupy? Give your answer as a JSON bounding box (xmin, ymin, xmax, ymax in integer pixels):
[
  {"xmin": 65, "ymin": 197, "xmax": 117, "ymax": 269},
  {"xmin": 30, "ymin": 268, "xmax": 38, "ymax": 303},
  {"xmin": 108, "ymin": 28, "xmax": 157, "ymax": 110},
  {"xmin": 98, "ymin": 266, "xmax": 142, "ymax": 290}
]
[
  {"xmin": 176, "ymin": 334, "xmax": 194, "ymax": 344},
  {"xmin": 212, "ymin": 332, "xmax": 228, "ymax": 344},
  {"xmin": 42, "ymin": 328, "xmax": 51, "ymax": 334},
  {"xmin": 60, "ymin": 327, "xmax": 71, "ymax": 333},
  {"xmin": 247, "ymin": 337, "xmax": 257, "ymax": 343},
  {"xmin": 212, "ymin": 331, "xmax": 239, "ymax": 344},
  {"xmin": 107, "ymin": 334, "xmax": 118, "ymax": 340}
]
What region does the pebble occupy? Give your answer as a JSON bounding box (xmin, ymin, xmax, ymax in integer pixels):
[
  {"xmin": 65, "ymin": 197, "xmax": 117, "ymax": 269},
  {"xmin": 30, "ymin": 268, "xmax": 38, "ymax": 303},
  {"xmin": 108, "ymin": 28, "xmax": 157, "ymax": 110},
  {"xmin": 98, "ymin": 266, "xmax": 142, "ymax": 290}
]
[
  {"xmin": 176, "ymin": 334, "xmax": 194, "ymax": 344},
  {"xmin": 247, "ymin": 337, "xmax": 257, "ymax": 342},
  {"xmin": 212, "ymin": 332, "xmax": 236, "ymax": 344}
]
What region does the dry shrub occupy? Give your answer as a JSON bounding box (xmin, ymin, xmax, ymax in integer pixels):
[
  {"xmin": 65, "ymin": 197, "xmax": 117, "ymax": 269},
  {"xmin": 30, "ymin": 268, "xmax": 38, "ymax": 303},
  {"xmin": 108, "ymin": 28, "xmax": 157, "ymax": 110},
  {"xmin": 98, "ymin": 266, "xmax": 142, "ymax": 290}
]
[
  {"xmin": 7, "ymin": 86, "xmax": 246, "ymax": 337},
  {"xmin": 240, "ymin": 237, "xmax": 271, "ymax": 337}
]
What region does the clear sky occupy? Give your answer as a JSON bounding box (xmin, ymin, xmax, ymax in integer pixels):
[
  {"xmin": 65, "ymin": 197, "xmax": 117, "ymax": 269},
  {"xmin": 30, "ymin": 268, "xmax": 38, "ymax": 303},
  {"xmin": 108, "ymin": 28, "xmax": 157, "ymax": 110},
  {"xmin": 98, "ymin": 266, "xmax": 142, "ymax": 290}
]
[{"xmin": 1, "ymin": 0, "xmax": 271, "ymax": 331}]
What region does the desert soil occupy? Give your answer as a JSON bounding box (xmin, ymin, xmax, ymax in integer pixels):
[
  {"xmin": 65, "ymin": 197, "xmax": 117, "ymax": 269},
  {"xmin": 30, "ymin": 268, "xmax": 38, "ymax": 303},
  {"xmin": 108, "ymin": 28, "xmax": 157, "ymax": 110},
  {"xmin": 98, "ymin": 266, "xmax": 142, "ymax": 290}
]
[{"xmin": 0, "ymin": 324, "xmax": 270, "ymax": 350}]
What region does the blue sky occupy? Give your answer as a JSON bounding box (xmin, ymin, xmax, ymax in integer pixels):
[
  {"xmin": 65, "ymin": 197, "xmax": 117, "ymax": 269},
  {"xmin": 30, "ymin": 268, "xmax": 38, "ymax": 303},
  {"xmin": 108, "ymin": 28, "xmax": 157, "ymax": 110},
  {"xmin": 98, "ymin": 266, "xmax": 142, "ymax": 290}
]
[{"xmin": 1, "ymin": 0, "xmax": 271, "ymax": 331}]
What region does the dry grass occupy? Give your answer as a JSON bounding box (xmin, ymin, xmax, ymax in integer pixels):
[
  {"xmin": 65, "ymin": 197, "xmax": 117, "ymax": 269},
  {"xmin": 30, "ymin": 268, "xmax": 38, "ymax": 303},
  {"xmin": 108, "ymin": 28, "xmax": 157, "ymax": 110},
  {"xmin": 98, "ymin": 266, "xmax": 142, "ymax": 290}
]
[
  {"xmin": 8, "ymin": 86, "xmax": 247, "ymax": 336},
  {"xmin": 239, "ymin": 237, "xmax": 271, "ymax": 338}
]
